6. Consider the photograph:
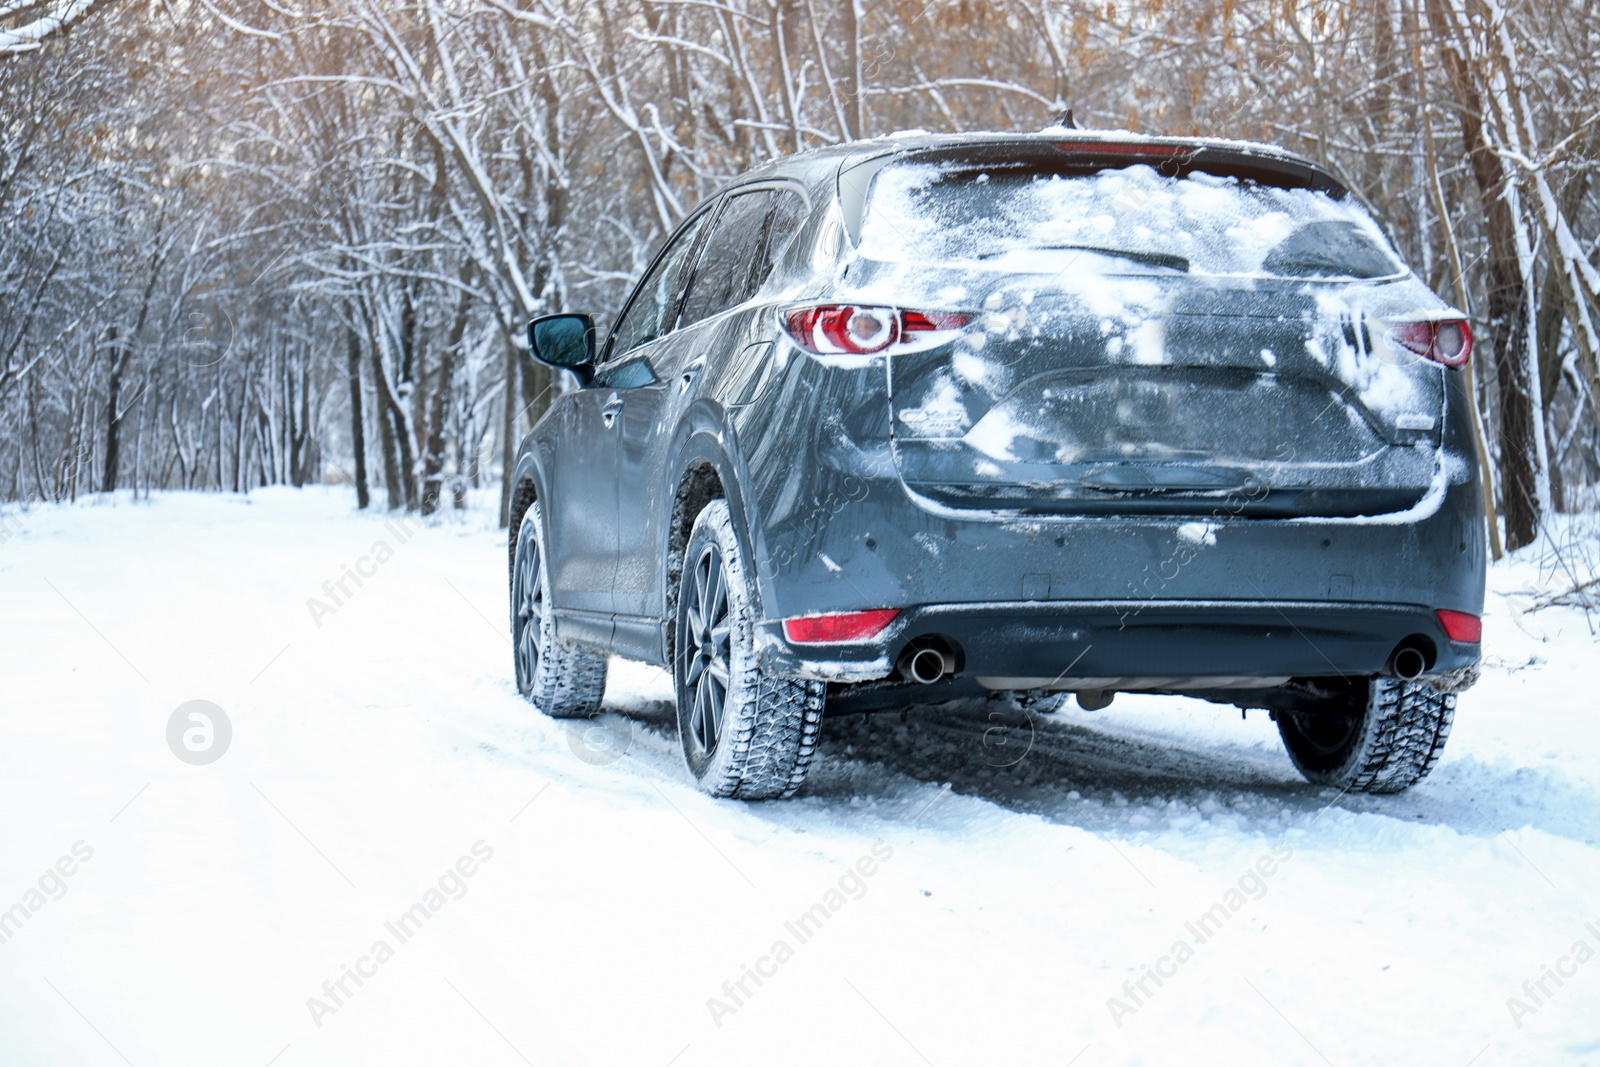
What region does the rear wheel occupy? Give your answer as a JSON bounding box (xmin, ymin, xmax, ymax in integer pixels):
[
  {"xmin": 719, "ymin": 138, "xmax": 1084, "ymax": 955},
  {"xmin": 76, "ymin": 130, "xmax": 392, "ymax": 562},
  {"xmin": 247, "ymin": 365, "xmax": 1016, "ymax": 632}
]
[
  {"xmin": 674, "ymin": 500, "xmax": 824, "ymax": 800},
  {"xmin": 512, "ymin": 503, "xmax": 607, "ymax": 718},
  {"xmin": 1277, "ymin": 677, "xmax": 1454, "ymax": 794}
]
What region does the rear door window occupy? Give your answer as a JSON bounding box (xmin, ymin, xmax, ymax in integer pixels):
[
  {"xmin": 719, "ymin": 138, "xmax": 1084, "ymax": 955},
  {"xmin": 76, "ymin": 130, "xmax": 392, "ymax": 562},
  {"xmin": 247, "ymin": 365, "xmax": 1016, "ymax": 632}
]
[{"xmin": 679, "ymin": 190, "xmax": 776, "ymax": 328}]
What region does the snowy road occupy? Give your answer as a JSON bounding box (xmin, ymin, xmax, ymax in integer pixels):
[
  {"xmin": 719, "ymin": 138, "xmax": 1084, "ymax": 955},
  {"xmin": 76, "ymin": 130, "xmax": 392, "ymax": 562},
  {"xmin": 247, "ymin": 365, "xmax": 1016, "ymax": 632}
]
[{"xmin": 2, "ymin": 488, "xmax": 1598, "ymax": 1065}]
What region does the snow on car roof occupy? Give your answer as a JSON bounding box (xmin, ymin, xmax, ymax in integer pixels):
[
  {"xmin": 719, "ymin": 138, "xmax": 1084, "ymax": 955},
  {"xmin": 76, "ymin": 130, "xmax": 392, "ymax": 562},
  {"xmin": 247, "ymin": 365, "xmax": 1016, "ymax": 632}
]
[
  {"xmin": 844, "ymin": 127, "xmax": 1311, "ymax": 164},
  {"xmin": 722, "ymin": 130, "xmax": 1325, "ymax": 206}
]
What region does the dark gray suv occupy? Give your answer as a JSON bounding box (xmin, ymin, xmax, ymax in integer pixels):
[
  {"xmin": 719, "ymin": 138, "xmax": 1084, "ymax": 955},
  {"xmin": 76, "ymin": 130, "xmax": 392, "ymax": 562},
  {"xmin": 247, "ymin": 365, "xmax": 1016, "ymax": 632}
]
[{"xmin": 509, "ymin": 132, "xmax": 1485, "ymax": 800}]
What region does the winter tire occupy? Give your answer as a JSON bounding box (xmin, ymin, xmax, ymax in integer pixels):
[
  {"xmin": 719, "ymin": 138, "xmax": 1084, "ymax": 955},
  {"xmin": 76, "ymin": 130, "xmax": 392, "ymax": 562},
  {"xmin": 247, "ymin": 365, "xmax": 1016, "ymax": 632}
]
[
  {"xmin": 512, "ymin": 502, "xmax": 607, "ymax": 718},
  {"xmin": 1278, "ymin": 676, "xmax": 1455, "ymax": 794},
  {"xmin": 673, "ymin": 499, "xmax": 824, "ymax": 799}
]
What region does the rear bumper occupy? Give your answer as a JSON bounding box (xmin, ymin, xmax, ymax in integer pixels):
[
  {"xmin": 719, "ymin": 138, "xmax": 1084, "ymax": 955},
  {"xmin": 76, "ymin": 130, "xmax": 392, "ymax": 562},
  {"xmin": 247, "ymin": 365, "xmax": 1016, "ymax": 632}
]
[
  {"xmin": 755, "ymin": 599, "xmax": 1481, "ymax": 687},
  {"xmin": 743, "ymin": 356, "xmax": 1488, "ymax": 635}
]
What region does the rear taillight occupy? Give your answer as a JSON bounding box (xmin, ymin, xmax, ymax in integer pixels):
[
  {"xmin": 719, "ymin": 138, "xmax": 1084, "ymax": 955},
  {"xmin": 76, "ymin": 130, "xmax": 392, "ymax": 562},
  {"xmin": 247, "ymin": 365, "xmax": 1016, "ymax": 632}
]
[
  {"xmin": 783, "ymin": 608, "xmax": 900, "ymax": 644},
  {"xmin": 1390, "ymin": 320, "xmax": 1472, "ymax": 368},
  {"xmin": 782, "ymin": 305, "xmax": 970, "ymax": 357},
  {"xmin": 1436, "ymin": 609, "xmax": 1482, "ymax": 643}
]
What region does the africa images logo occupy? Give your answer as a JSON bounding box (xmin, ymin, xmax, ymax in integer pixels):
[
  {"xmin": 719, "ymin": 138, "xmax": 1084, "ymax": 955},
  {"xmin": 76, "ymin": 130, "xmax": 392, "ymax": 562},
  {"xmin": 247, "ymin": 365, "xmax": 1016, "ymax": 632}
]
[{"xmin": 167, "ymin": 700, "xmax": 232, "ymax": 765}]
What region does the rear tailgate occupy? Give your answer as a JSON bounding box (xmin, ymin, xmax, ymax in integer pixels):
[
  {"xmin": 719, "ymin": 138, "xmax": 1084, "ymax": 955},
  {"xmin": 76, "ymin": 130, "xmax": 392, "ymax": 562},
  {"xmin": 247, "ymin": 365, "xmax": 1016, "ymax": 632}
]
[{"xmin": 887, "ymin": 277, "xmax": 1446, "ymax": 518}]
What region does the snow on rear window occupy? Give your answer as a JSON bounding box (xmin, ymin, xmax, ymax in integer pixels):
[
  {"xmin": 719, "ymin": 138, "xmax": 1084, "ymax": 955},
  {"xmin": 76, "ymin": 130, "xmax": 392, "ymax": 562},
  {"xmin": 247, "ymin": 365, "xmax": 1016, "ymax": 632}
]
[{"xmin": 858, "ymin": 162, "xmax": 1403, "ymax": 280}]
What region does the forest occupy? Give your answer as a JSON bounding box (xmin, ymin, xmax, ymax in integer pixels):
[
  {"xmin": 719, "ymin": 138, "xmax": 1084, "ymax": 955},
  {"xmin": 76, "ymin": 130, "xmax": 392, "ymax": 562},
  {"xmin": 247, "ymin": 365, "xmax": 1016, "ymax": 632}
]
[{"xmin": 1, "ymin": 0, "xmax": 1596, "ymax": 553}]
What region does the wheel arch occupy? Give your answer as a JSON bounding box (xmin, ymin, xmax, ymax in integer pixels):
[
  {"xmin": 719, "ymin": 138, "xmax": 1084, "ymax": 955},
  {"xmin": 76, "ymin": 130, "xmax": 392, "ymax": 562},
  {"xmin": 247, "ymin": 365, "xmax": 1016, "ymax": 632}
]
[
  {"xmin": 506, "ymin": 440, "xmax": 552, "ymax": 581},
  {"xmin": 661, "ymin": 423, "xmax": 760, "ymax": 668}
]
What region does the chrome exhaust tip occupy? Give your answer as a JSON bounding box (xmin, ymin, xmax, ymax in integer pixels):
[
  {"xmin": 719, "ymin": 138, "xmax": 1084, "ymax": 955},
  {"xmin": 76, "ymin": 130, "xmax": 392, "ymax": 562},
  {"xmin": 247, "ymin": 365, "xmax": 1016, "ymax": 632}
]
[
  {"xmin": 905, "ymin": 646, "xmax": 950, "ymax": 684},
  {"xmin": 897, "ymin": 638, "xmax": 958, "ymax": 685},
  {"xmin": 1389, "ymin": 645, "xmax": 1427, "ymax": 681}
]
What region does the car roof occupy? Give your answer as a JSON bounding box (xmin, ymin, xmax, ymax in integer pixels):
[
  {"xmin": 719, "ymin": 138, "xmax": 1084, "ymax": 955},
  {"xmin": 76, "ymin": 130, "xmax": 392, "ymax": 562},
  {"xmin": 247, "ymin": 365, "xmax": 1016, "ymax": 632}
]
[{"xmin": 722, "ymin": 128, "xmax": 1342, "ymax": 198}]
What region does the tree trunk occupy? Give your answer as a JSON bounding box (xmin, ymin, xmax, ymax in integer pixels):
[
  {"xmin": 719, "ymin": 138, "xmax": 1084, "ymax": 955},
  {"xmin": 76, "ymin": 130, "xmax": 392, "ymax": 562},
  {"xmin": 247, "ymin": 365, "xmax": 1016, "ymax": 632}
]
[
  {"xmin": 346, "ymin": 326, "xmax": 370, "ymax": 509},
  {"xmin": 377, "ymin": 396, "xmax": 402, "ymax": 510},
  {"xmin": 132, "ymin": 379, "xmax": 147, "ymax": 498},
  {"xmin": 840, "ymin": 0, "xmax": 864, "ymax": 140},
  {"xmin": 101, "ymin": 325, "xmax": 126, "ymax": 493},
  {"xmin": 499, "ymin": 339, "xmax": 517, "ymax": 528},
  {"xmin": 1428, "ymin": 6, "xmax": 1542, "ymax": 549},
  {"xmin": 215, "ymin": 365, "xmax": 226, "ymax": 492},
  {"xmin": 370, "ymin": 325, "xmax": 416, "ymax": 510},
  {"xmin": 421, "ymin": 283, "xmax": 472, "ymax": 515},
  {"xmin": 291, "ymin": 357, "xmax": 312, "ymax": 486},
  {"xmin": 771, "ymin": 0, "xmax": 805, "ymax": 153},
  {"xmin": 232, "ymin": 356, "xmax": 251, "ymax": 493}
]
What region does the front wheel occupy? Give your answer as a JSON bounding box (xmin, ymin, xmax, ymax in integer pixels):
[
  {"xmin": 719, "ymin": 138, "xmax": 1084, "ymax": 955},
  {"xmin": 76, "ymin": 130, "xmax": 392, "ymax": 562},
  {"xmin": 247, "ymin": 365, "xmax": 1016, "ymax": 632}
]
[
  {"xmin": 512, "ymin": 503, "xmax": 607, "ymax": 718},
  {"xmin": 1277, "ymin": 677, "xmax": 1455, "ymax": 794},
  {"xmin": 673, "ymin": 500, "xmax": 824, "ymax": 800}
]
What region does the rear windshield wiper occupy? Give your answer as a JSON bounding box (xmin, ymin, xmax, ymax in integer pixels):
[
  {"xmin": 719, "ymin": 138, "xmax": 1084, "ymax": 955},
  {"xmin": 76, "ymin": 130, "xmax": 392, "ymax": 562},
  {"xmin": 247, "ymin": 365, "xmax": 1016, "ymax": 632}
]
[{"xmin": 977, "ymin": 243, "xmax": 1190, "ymax": 272}]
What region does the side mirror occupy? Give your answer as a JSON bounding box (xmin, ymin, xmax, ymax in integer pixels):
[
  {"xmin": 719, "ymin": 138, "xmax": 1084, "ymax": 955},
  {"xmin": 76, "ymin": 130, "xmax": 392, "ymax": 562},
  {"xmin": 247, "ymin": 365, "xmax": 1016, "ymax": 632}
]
[{"xmin": 528, "ymin": 313, "xmax": 598, "ymax": 384}]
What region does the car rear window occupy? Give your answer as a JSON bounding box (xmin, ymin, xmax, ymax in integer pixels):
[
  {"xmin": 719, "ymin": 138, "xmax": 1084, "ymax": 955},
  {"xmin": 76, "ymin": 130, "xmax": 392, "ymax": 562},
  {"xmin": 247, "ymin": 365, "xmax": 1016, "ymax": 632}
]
[{"xmin": 858, "ymin": 161, "xmax": 1403, "ymax": 281}]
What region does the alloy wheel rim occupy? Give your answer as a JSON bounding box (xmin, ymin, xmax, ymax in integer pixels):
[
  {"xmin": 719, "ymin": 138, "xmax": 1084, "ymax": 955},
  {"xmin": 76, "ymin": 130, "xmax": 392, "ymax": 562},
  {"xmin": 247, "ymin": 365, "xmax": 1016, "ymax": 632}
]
[
  {"xmin": 684, "ymin": 543, "xmax": 732, "ymax": 755},
  {"xmin": 515, "ymin": 537, "xmax": 543, "ymax": 688}
]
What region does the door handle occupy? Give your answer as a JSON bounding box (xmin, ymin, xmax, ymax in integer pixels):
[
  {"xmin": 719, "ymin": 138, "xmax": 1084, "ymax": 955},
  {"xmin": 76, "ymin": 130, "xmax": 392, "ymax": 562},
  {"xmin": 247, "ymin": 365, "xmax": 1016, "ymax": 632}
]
[
  {"xmin": 681, "ymin": 360, "xmax": 704, "ymax": 391},
  {"xmin": 601, "ymin": 395, "xmax": 624, "ymax": 428}
]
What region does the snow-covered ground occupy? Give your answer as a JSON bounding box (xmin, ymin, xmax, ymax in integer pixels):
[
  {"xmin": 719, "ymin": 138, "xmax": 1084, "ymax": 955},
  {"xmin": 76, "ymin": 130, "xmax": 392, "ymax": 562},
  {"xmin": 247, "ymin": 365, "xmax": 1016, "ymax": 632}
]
[{"xmin": 2, "ymin": 487, "xmax": 1598, "ymax": 1066}]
